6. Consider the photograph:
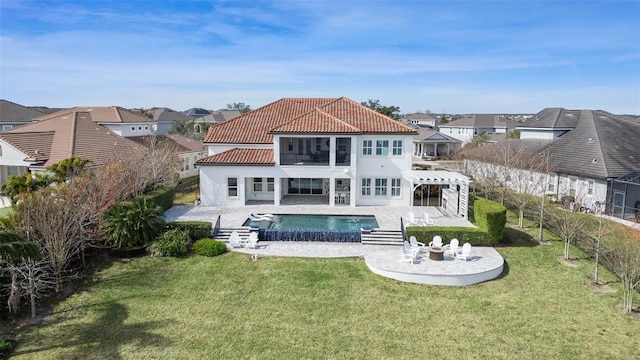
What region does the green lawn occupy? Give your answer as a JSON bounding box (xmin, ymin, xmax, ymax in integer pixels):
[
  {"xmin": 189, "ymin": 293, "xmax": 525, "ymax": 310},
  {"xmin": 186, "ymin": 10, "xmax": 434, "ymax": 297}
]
[{"xmin": 7, "ymin": 235, "xmax": 639, "ymax": 359}]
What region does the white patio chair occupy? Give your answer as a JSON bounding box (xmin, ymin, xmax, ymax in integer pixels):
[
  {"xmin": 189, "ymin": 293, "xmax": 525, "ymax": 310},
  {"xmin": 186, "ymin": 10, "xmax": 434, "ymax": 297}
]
[
  {"xmin": 456, "ymin": 242, "xmax": 472, "ymax": 261},
  {"xmin": 409, "ymin": 236, "xmax": 426, "ymax": 253},
  {"xmin": 228, "ymin": 231, "xmax": 244, "ymax": 248},
  {"xmin": 406, "ymin": 212, "xmax": 419, "ymax": 226},
  {"xmin": 422, "ymin": 212, "xmax": 434, "ymax": 226},
  {"xmin": 429, "ymin": 235, "xmax": 443, "ymax": 248},
  {"xmin": 400, "ymin": 244, "xmax": 419, "ymax": 264},
  {"xmin": 245, "ymin": 232, "xmax": 259, "ymax": 249},
  {"xmin": 443, "ymin": 238, "xmax": 459, "ymax": 257}
]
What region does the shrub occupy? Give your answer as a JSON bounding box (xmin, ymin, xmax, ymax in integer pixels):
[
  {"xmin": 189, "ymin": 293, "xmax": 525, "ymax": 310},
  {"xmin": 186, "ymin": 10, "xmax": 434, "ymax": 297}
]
[
  {"xmin": 101, "ymin": 198, "xmax": 165, "ymax": 249},
  {"xmin": 0, "ymin": 339, "xmax": 13, "ymax": 358},
  {"xmin": 165, "ymin": 221, "xmax": 212, "ymax": 241},
  {"xmin": 473, "ymin": 198, "xmax": 507, "ymax": 242},
  {"xmin": 147, "ymin": 229, "xmax": 190, "ymax": 257},
  {"xmin": 192, "ymin": 238, "xmax": 227, "ymax": 257},
  {"xmin": 405, "ymin": 226, "xmax": 494, "ymax": 246}
]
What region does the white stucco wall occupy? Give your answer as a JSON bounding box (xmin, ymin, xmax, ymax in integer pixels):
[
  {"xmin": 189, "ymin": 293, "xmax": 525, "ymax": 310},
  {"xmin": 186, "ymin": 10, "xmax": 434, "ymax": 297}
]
[
  {"xmin": 0, "ymin": 141, "xmax": 30, "ymax": 185},
  {"xmin": 101, "ymin": 123, "xmax": 157, "ymax": 137}
]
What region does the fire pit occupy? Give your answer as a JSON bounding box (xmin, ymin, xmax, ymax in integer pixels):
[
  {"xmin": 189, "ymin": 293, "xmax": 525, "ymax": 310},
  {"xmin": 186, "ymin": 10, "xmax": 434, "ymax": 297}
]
[{"xmin": 429, "ymin": 246, "xmax": 444, "ymax": 261}]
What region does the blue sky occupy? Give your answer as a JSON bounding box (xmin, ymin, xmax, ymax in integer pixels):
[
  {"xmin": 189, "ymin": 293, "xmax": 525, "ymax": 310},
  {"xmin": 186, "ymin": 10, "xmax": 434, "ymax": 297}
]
[{"xmin": 1, "ymin": 0, "xmax": 639, "ymax": 114}]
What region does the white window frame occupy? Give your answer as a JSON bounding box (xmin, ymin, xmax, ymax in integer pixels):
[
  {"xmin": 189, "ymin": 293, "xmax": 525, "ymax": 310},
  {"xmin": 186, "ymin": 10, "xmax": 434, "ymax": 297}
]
[
  {"xmin": 375, "ymin": 178, "xmax": 388, "ymax": 196},
  {"xmin": 569, "ymin": 176, "xmax": 577, "ymax": 197},
  {"xmin": 227, "ymin": 177, "xmax": 238, "ymax": 197},
  {"xmin": 253, "ymin": 177, "xmax": 263, "ymax": 192},
  {"xmin": 391, "ymin": 178, "xmax": 401, "ymax": 197},
  {"xmin": 547, "ymin": 174, "xmax": 556, "ymax": 193},
  {"xmin": 362, "ymin": 140, "xmax": 372, "ymax": 156},
  {"xmin": 587, "ymin": 179, "xmax": 594, "ymax": 195},
  {"xmin": 375, "ymin": 140, "xmax": 389, "ymax": 156},
  {"xmin": 361, "ymin": 178, "xmax": 371, "ymax": 196},
  {"xmin": 392, "ymin": 140, "xmax": 402, "ymax": 156},
  {"xmin": 267, "ymin": 178, "xmax": 274, "ymax": 192}
]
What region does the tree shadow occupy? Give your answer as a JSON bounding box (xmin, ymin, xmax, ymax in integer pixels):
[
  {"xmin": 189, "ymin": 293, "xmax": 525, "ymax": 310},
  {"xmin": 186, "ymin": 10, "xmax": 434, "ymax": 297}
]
[
  {"xmin": 499, "ymin": 228, "xmax": 538, "ymax": 247},
  {"xmin": 495, "ymin": 259, "xmax": 510, "ymax": 280},
  {"xmin": 12, "ymin": 300, "xmax": 171, "ymax": 359}
]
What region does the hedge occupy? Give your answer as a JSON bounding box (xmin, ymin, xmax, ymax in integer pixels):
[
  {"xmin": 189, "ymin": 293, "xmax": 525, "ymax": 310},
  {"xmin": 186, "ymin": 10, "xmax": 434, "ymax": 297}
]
[
  {"xmin": 473, "ymin": 198, "xmax": 507, "ymax": 242},
  {"xmin": 405, "ymin": 226, "xmax": 493, "ymax": 246},
  {"xmin": 139, "ymin": 187, "xmax": 176, "ymax": 211},
  {"xmin": 165, "ymin": 221, "xmax": 212, "ymax": 241}
]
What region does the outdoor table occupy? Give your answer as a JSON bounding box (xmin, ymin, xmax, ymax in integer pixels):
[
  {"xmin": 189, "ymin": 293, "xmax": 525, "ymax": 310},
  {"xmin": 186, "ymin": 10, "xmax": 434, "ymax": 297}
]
[{"xmin": 429, "ymin": 246, "xmax": 444, "ymax": 261}]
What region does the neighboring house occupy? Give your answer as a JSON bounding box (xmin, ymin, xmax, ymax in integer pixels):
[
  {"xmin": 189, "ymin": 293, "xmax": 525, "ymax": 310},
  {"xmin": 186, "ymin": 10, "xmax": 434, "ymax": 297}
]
[
  {"xmin": 149, "ymin": 107, "xmax": 194, "ymax": 134},
  {"xmin": 183, "ymin": 107, "xmax": 213, "ymax": 118},
  {"xmin": 0, "ymin": 99, "xmax": 47, "ymax": 131},
  {"xmin": 439, "ymin": 114, "xmax": 519, "ymax": 144},
  {"xmin": 412, "ymin": 127, "xmax": 461, "ymax": 158},
  {"xmin": 128, "ymin": 134, "xmax": 206, "ymax": 178},
  {"xmin": 193, "ymin": 109, "xmax": 241, "ymax": 125},
  {"xmin": 0, "ymin": 112, "xmax": 144, "ymax": 184},
  {"xmin": 466, "ymin": 108, "xmax": 640, "ymax": 221},
  {"xmin": 33, "ymin": 106, "xmax": 168, "ymax": 136},
  {"xmin": 401, "ymin": 113, "xmax": 439, "ymax": 128},
  {"xmin": 196, "ymin": 97, "xmax": 472, "ymax": 218}
]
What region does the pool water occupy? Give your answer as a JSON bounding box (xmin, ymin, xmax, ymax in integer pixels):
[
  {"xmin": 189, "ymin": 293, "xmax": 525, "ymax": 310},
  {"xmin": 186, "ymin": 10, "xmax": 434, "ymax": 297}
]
[{"xmin": 244, "ymin": 214, "xmax": 378, "ymax": 231}]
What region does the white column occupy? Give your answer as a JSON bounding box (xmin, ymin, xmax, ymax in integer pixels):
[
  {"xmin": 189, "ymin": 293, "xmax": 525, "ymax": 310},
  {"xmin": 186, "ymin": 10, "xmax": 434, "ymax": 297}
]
[{"xmin": 274, "ymin": 178, "xmax": 281, "ymax": 206}]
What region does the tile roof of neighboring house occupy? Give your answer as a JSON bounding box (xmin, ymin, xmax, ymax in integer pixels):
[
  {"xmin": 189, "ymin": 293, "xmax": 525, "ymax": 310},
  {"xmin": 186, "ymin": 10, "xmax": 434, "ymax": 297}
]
[
  {"xmin": 197, "ymin": 148, "xmax": 274, "ymax": 166},
  {"xmin": 33, "ymin": 106, "xmax": 153, "ymax": 124},
  {"xmin": 203, "ymin": 97, "xmax": 417, "ymax": 144},
  {"xmin": 150, "ymin": 107, "xmax": 194, "ymax": 123},
  {"xmin": 194, "ymin": 110, "xmax": 242, "ymax": 124},
  {"xmin": 475, "ymin": 110, "xmax": 640, "ymax": 179},
  {"xmin": 128, "ymin": 134, "xmax": 204, "ymax": 154},
  {"xmin": 518, "ymin": 108, "xmax": 582, "ymax": 129},
  {"xmin": 0, "ymin": 113, "xmax": 144, "ymax": 168},
  {"xmin": 0, "ymin": 99, "xmax": 47, "ymax": 124},
  {"xmin": 439, "ymin": 114, "xmax": 519, "ymax": 129}
]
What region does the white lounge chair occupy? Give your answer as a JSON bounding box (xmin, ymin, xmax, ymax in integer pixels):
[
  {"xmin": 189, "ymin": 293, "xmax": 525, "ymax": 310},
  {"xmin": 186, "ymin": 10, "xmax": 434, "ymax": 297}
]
[
  {"xmin": 245, "ymin": 232, "xmax": 259, "ymax": 249},
  {"xmin": 249, "ymin": 212, "xmax": 275, "ymax": 221},
  {"xmin": 422, "ymin": 212, "xmax": 434, "ymax": 226},
  {"xmin": 456, "ymin": 242, "xmax": 472, "ymax": 261},
  {"xmin": 228, "ymin": 231, "xmax": 244, "ymax": 248},
  {"xmin": 443, "ymin": 238, "xmax": 459, "ymax": 257},
  {"xmin": 400, "ymin": 244, "xmax": 419, "ymax": 264},
  {"xmin": 429, "ymin": 235, "xmax": 443, "ymax": 248}
]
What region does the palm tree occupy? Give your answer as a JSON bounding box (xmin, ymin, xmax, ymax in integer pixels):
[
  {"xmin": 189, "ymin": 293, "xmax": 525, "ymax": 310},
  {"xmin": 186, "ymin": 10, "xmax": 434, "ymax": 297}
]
[{"xmin": 101, "ymin": 198, "xmax": 165, "ymax": 249}]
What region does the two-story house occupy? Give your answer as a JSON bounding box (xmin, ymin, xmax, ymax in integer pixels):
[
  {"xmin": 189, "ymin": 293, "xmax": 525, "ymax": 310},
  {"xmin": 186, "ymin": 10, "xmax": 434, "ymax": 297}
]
[
  {"xmin": 196, "ymin": 97, "xmax": 473, "ymax": 217},
  {"xmin": 439, "ymin": 114, "xmax": 519, "ymax": 144}
]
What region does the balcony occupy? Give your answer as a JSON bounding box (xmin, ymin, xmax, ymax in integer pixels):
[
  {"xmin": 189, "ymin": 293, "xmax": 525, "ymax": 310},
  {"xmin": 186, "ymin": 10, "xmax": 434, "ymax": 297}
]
[{"xmin": 279, "ymin": 137, "xmax": 351, "ymax": 166}]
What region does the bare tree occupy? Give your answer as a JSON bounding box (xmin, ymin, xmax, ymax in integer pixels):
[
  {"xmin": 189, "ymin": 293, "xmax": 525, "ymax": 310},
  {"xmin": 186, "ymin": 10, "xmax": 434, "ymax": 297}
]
[
  {"xmin": 12, "ymin": 186, "xmax": 85, "ymax": 292},
  {"xmin": 6, "ymin": 258, "xmax": 54, "ymax": 318},
  {"xmin": 603, "ymin": 225, "xmax": 640, "ymax": 313},
  {"xmin": 546, "ymin": 203, "xmax": 589, "ymax": 260}
]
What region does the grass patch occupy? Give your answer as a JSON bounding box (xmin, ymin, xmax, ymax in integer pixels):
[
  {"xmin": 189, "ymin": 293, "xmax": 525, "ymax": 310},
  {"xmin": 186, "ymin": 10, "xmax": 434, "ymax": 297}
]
[
  {"xmin": 8, "ymin": 240, "xmax": 640, "ymax": 359},
  {"xmin": 174, "ymin": 176, "xmax": 199, "ymax": 205},
  {"xmin": 0, "ymin": 207, "xmax": 12, "ymax": 218}
]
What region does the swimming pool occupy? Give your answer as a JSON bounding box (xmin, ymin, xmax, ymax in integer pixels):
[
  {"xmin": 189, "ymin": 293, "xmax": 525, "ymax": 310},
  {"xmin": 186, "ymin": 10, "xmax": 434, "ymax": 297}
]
[
  {"xmin": 243, "ymin": 214, "xmax": 379, "ymax": 231},
  {"xmin": 242, "ymin": 214, "xmax": 379, "ymax": 243}
]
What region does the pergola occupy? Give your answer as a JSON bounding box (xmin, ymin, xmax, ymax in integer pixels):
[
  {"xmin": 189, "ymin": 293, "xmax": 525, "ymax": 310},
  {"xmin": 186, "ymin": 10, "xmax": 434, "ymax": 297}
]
[{"xmin": 402, "ymin": 170, "xmax": 472, "ymax": 219}]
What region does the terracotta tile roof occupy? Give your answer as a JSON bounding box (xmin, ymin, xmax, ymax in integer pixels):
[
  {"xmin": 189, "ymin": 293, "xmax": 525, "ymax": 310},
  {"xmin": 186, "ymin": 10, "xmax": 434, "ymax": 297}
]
[
  {"xmin": 0, "ymin": 113, "xmax": 144, "ymax": 168},
  {"xmin": 34, "ymin": 106, "xmax": 152, "ymax": 124},
  {"xmin": 270, "ymin": 108, "xmax": 361, "ymax": 134},
  {"xmin": 203, "ymin": 97, "xmax": 416, "ymax": 144},
  {"xmin": 197, "ymin": 148, "xmax": 274, "ymax": 166}
]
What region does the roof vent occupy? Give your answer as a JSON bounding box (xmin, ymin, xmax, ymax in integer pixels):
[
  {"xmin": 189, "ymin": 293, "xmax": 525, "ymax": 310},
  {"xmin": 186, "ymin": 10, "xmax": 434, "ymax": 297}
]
[
  {"xmin": 34, "ymin": 149, "xmax": 40, "ymax": 154},
  {"xmin": 592, "ymin": 159, "xmax": 598, "ymax": 163},
  {"xmin": 588, "ymin": 138, "xmax": 594, "ymax": 142}
]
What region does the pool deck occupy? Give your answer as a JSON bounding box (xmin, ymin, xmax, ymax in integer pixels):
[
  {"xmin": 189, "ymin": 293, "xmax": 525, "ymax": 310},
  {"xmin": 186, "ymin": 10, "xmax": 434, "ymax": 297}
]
[{"xmin": 164, "ymin": 204, "xmax": 475, "ymax": 229}]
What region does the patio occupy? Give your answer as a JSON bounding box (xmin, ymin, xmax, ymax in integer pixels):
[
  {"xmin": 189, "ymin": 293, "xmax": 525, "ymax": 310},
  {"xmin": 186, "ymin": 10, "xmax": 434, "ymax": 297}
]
[{"xmin": 227, "ymin": 241, "xmax": 504, "ymax": 286}]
